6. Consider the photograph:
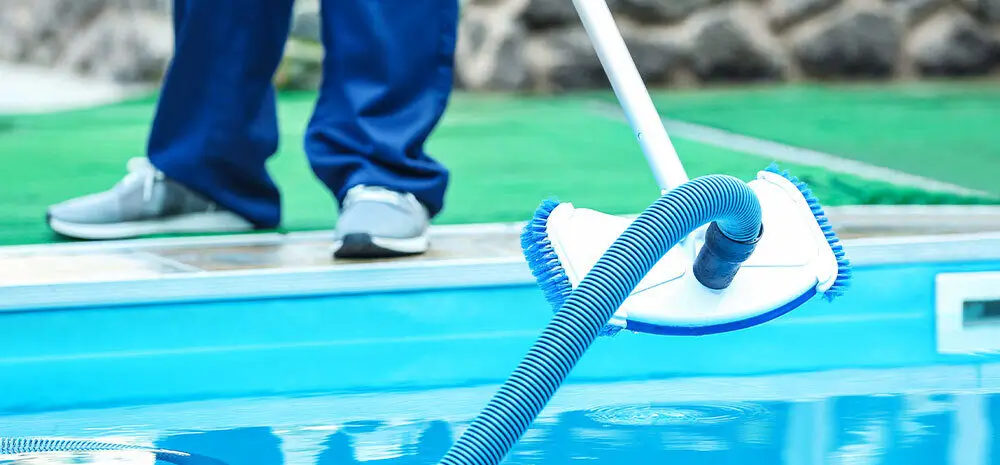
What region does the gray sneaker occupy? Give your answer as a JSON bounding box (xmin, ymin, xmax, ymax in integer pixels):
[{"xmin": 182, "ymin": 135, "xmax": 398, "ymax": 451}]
[
  {"xmin": 332, "ymin": 185, "xmax": 431, "ymax": 258},
  {"xmin": 47, "ymin": 157, "xmax": 255, "ymax": 240}
]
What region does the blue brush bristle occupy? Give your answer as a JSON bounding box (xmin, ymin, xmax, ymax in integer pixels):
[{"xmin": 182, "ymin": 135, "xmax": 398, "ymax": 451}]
[
  {"xmin": 520, "ymin": 199, "xmax": 573, "ymax": 310},
  {"xmin": 520, "ymin": 200, "xmax": 622, "ymax": 336},
  {"xmin": 764, "ymin": 163, "xmax": 852, "ymax": 301}
]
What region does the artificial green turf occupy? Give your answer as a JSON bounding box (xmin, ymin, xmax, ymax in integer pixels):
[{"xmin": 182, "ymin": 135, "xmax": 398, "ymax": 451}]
[
  {"xmin": 0, "ymin": 89, "xmax": 991, "ymax": 246},
  {"xmin": 643, "ymin": 81, "xmax": 1000, "ymax": 195}
]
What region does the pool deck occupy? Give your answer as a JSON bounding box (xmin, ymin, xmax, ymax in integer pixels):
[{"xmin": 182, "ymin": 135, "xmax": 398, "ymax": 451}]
[{"xmin": 1, "ymin": 205, "xmax": 1000, "ymax": 311}]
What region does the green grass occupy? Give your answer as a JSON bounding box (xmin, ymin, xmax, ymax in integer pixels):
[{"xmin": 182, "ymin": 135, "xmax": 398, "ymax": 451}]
[
  {"xmin": 642, "ymin": 81, "xmax": 1000, "ymax": 195},
  {"xmin": 0, "ymin": 87, "xmax": 992, "ymax": 246}
]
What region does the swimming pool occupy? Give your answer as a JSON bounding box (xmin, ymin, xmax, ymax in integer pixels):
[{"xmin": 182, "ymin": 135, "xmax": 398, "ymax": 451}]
[{"xmin": 3, "ymin": 229, "xmax": 1000, "ymax": 464}]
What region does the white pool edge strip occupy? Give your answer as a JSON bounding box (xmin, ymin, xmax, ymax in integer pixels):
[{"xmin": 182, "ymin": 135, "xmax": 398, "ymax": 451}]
[{"xmin": 1, "ymin": 231, "xmax": 1000, "ymax": 312}]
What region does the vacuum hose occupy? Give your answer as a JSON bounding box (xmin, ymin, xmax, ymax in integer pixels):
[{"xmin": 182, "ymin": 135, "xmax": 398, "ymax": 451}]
[
  {"xmin": 438, "ymin": 175, "xmax": 762, "ymax": 464},
  {"xmin": 0, "ymin": 437, "xmax": 223, "ymax": 464}
]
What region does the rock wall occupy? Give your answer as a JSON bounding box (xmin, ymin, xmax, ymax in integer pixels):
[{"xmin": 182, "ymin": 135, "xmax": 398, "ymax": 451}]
[
  {"xmin": 2, "ymin": 0, "xmax": 998, "ymax": 92},
  {"xmin": 457, "ymin": 0, "xmax": 1000, "ymax": 90},
  {"xmin": 0, "ymin": 0, "xmax": 174, "ymax": 83}
]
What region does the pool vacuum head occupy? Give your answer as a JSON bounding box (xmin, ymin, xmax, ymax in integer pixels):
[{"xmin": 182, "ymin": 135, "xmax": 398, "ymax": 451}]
[{"xmin": 522, "ymin": 164, "xmax": 851, "ymax": 336}]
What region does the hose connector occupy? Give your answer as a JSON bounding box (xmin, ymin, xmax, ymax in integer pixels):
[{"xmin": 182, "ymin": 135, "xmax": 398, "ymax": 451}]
[{"xmin": 693, "ymin": 221, "xmax": 763, "ymax": 290}]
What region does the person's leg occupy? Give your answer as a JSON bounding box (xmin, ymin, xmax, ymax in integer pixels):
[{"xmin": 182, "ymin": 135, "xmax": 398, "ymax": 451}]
[
  {"xmin": 47, "ymin": 0, "xmax": 295, "ymax": 240},
  {"xmin": 150, "ymin": 0, "xmax": 295, "ymax": 228},
  {"xmin": 306, "ymin": 0, "xmax": 459, "ymax": 257}
]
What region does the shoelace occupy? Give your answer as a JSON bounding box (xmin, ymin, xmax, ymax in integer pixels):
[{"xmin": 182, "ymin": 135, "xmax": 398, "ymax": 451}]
[{"xmin": 122, "ymin": 157, "xmax": 164, "ymax": 203}]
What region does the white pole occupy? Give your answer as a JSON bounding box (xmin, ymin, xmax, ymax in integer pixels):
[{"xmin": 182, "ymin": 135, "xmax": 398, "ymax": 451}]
[{"xmin": 572, "ymin": 0, "xmax": 690, "ymax": 193}]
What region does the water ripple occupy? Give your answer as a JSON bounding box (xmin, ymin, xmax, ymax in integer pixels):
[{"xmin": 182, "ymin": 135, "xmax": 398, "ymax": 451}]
[{"xmin": 585, "ymin": 401, "xmax": 771, "ymax": 426}]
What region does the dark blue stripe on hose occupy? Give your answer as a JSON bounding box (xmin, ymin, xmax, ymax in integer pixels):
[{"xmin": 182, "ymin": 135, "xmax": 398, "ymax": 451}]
[{"xmin": 438, "ymin": 175, "xmax": 762, "ymax": 465}]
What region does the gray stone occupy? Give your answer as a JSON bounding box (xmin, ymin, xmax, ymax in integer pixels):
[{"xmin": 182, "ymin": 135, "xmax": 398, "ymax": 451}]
[
  {"xmin": 279, "ymin": 59, "xmax": 323, "ymax": 91},
  {"xmin": 0, "ymin": 0, "xmax": 173, "ymax": 82},
  {"xmin": 20, "ymin": 0, "xmax": 107, "ymax": 66},
  {"xmin": 883, "ymin": 0, "xmax": 946, "ymax": 25},
  {"xmin": 958, "ymin": 0, "xmax": 1000, "ymax": 23},
  {"xmin": 126, "ymin": 0, "xmax": 171, "ymax": 12},
  {"xmin": 44, "ymin": 0, "xmax": 107, "ymax": 32},
  {"xmin": 795, "ymin": 11, "xmax": 902, "ymax": 78},
  {"xmin": 531, "ymin": 26, "xmax": 685, "ymax": 89},
  {"xmin": 59, "ymin": 12, "xmax": 172, "ymax": 83},
  {"xmin": 0, "ymin": 1, "xmax": 36, "ymax": 62},
  {"xmin": 483, "ymin": 26, "xmax": 530, "ymax": 90},
  {"xmin": 541, "ymin": 27, "xmax": 608, "ymax": 90},
  {"xmin": 455, "ymin": 9, "xmax": 529, "ymax": 90},
  {"xmin": 523, "ymin": 0, "xmax": 578, "ymax": 29},
  {"xmin": 290, "ymin": 10, "xmax": 322, "ymax": 43},
  {"xmin": 523, "ymin": 0, "xmax": 623, "ymax": 28},
  {"xmin": 691, "ymin": 15, "xmax": 782, "ymax": 82},
  {"xmin": 464, "ymin": 15, "xmax": 490, "ymax": 52},
  {"xmin": 617, "ymin": 0, "xmax": 718, "ymax": 24},
  {"xmin": 770, "ymin": 0, "xmax": 841, "ymax": 30},
  {"xmin": 623, "ymin": 31, "xmax": 688, "ymax": 84},
  {"xmin": 277, "ymin": 40, "xmax": 324, "ymax": 90},
  {"xmin": 295, "ymin": 0, "xmax": 320, "ymax": 11},
  {"xmin": 911, "ymin": 15, "xmax": 999, "ymax": 76}
]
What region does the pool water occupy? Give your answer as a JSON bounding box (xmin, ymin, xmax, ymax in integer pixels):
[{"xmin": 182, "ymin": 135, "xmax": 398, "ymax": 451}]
[{"xmin": 2, "ymin": 366, "xmax": 996, "ymax": 465}]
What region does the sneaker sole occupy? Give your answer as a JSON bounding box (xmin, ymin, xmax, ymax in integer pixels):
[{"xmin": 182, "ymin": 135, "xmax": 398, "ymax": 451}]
[
  {"xmin": 48, "ymin": 212, "xmax": 256, "ymax": 240},
  {"xmin": 332, "ymin": 233, "xmax": 429, "ymax": 259}
]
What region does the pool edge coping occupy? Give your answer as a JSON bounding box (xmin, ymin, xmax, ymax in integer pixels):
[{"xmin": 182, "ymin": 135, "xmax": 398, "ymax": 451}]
[{"xmin": 2, "ymin": 232, "xmax": 1000, "ymax": 312}]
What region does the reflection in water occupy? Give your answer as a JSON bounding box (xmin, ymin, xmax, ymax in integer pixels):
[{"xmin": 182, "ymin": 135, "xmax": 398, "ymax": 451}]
[
  {"xmin": 412, "ymin": 421, "xmax": 454, "ymax": 463},
  {"xmin": 830, "ymin": 395, "xmax": 903, "ymax": 463},
  {"xmin": 312, "ymin": 420, "xmax": 452, "ymax": 465},
  {"xmin": 886, "ymin": 394, "xmax": 952, "ymax": 465},
  {"xmin": 991, "ymin": 395, "xmax": 1000, "ymax": 465},
  {"xmin": 315, "ymin": 432, "xmax": 359, "ymax": 465},
  {"xmin": 155, "ymin": 427, "xmax": 283, "ymax": 465},
  {"xmin": 2, "ymin": 393, "xmax": 997, "ymax": 465},
  {"xmin": 525, "ymin": 402, "xmax": 786, "ymax": 465}
]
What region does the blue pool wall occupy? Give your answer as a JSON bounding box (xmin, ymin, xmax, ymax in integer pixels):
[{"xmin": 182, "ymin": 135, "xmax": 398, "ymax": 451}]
[{"xmin": 2, "ymin": 258, "xmax": 1000, "ymax": 414}]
